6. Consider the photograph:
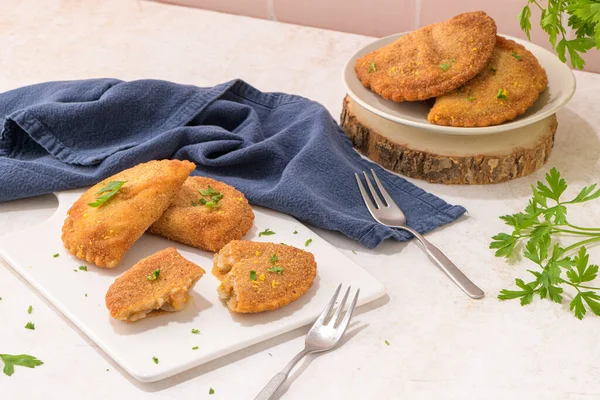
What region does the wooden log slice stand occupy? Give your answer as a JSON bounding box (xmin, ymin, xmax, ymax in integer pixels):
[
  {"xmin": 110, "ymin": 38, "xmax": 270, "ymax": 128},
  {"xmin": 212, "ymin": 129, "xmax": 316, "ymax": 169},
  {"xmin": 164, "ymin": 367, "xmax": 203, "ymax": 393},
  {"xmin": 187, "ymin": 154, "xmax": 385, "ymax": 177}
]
[{"xmin": 340, "ymin": 96, "xmax": 557, "ymax": 184}]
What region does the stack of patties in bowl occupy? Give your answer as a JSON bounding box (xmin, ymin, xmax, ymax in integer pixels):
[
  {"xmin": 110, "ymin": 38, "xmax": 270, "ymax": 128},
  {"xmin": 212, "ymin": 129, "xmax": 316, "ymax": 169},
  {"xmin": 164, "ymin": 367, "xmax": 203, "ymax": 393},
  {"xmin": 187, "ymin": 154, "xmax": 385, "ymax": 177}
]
[{"xmin": 355, "ymin": 11, "xmax": 548, "ymax": 127}]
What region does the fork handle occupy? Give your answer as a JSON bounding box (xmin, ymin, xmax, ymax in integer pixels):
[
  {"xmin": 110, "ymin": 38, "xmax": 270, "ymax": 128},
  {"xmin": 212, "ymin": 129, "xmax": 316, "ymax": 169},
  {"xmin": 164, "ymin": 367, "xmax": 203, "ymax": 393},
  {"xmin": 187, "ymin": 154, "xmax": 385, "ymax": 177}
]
[
  {"xmin": 406, "ymin": 228, "xmax": 484, "ymax": 299},
  {"xmin": 254, "ymin": 348, "xmax": 310, "ymax": 400}
]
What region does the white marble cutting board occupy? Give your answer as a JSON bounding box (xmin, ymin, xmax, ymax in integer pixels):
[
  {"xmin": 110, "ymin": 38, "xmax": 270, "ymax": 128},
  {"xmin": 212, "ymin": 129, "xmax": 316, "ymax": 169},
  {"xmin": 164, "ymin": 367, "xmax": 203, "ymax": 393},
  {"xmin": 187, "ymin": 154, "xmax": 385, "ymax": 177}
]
[{"xmin": 0, "ymin": 189, "xmax": 386, "ymax": 382}]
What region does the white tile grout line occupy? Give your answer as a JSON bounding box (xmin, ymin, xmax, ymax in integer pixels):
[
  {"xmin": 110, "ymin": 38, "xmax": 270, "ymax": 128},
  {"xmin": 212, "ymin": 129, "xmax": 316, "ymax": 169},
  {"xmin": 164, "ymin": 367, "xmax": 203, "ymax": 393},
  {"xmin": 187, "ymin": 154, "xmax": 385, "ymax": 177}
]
[
  {"xmin": 414, "ymin": 0, "xmax": 421, "ymax": 29},
  {"xmin": 267, "ymin": 0, "xmax": 277, "ymax": 21}
]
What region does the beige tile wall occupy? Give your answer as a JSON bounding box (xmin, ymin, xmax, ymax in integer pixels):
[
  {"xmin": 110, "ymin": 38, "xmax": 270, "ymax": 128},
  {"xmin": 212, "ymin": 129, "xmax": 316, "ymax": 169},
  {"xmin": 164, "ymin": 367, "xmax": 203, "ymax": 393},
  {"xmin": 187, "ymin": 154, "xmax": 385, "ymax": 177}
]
[{"xmin": 157, "ymin": 0, "xmax": 600, "ymax": 73}]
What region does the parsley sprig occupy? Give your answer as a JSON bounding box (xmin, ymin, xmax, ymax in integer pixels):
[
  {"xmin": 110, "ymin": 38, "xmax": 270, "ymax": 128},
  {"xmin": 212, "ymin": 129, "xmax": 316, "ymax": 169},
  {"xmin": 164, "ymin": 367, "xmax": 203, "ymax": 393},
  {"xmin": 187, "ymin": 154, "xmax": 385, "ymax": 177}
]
[
  {"xmin": 88, "ymin": 181, "xmax": 127, "ymax": 207},
  {"xmin": 192, "ymin": 185, "xmax": 223, "ymax": 209},
  {"xmin": 0, "ymin": 354, "xmax": 43, "ymax": 376},
  {"xmin": 518, "ymin": 0, "xmax": 600, "ymax": 69},
  {"xmin": 491, "ymin": 168, "xmax": 600, "ymax": 319}
]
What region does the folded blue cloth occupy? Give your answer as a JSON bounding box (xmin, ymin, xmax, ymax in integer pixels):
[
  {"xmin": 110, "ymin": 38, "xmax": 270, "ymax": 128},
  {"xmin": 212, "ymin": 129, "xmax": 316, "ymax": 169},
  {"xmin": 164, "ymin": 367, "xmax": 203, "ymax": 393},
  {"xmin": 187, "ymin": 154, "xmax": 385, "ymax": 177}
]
[{"xmin": 0, "ymin": 78, "xmax": 465, "ymax": 248}]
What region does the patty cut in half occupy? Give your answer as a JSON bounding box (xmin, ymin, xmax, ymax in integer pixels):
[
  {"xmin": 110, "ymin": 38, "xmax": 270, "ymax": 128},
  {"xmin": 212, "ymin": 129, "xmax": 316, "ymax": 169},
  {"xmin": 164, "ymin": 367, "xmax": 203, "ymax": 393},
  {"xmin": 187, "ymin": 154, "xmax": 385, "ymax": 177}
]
[
  {"xmin": 106, "ymin": 247, "xmax": 205, "ymax": 322},
  {"xmin": 212, "ymin": 241, "xmax": 317, "ymax": 313},
  {"xmin": 149, "ymin": 176, "xmax": 254, "ymax": 252},
  {"xmin": 62, "ymin": 159, "xmax": 195, "ymax": 268},
  {"xmin": 356, "ymin": 11, "xmax": 497, "ymax": 102}
]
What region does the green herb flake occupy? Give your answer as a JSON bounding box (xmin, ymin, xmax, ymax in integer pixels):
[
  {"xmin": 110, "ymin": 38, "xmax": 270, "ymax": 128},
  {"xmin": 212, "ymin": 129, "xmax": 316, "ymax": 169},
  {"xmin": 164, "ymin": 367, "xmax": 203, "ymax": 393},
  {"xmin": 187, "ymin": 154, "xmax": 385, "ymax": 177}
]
[
  {"xmin": 209, "ymin": 388, "xmax": 215, "ymax": 395},
  {"xmin": 152, "ymin": 357, "xmax": 159, "ymax": 364},
  {"xmin": 250, "ymin": 270, "xmax": 257, "ymax": 281},
  {"xmin": 496, "ymin": 89, "xmax": 508, "ymax": 100},
  {"xmin": 384, "ymin": 340, "xmax": 390, "ymax": 346},
  {"xmin": 258, "ymin": 228, "xmax": 275, "ymax": 237},
  {"xmin": 293, "ymin": 230, "xmax": 298, "ymax": 234},
  {"xmin": 191, "ymin": 328, "xmax": 200, "ymax": 334},
  {"xmin": 269, "ymin": 254, "xmax": 279, "ymax": 264},
  {"xmin": 368, "ymin": 62, "xmax": 376, "ymax": 73},
  {"xmin": 305, "ymin": 238, "xmax": 313, "ymax": 247},
  {"xmin": 440, "ymin": 63, "xmax": 450, "ymax": 71},
  {"xmin": 27, "ymin": 305, "xmax": 32, "ymax": 314},
  {"xmin": 25, "ymin": 322, "xmax": 35, "ymax": 330},
  {"xmin": 192, "ymin": 346, "xmax": 199, "ymax": 350},
  {"xmin": 489, "ymin": 65, "xmax": 497, "ymax": 75},
  {"xmin": 0, "ymin": 354, "xmax": 43, "ymax": 376},
  {"xmin": 267, "ymin": 266, "xmax": 284, "ymax": 274},
  {"xmin": 88, "ymin": 181, "xmax": 127, "ymax": 208},
  {"xmin": 78, "ymin": 266, "xmax": 88, "ymax": 271},
  {"xmin": 85, "ymin": 293, "xmax": 88, "ymax": 297},
  {"xmin": 53, "ymin": 253, "xmax": 59, "ymax": 258},
  {"xmin": 511, "ymin": 51, "xmax": 523, "ymax": 60},
  {"xmin": 351, "ymin": 250, "xmax": 357, "ymax": 254},
  {"xmin": 467, "ymin": 96, "xmax": 476, "ymax": 102},
  {"xmin": 147, "ymin": 268, "xmax": 161, "ymax": 281}
]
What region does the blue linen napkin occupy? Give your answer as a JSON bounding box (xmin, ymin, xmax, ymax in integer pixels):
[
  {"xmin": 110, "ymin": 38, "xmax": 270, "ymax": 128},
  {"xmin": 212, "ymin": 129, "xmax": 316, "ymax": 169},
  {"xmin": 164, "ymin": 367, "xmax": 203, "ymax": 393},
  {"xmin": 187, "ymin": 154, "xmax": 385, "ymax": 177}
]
[{"xmin": 0, "ymin": 78, "xmax": 466, "ymax": 248}]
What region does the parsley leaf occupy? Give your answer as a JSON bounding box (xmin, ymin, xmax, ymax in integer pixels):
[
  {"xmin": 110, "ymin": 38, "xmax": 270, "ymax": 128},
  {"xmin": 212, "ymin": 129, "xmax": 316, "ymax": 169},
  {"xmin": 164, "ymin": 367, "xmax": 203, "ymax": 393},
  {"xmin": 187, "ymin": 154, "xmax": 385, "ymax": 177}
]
[
  {"xmin": 27, "ymin": 305, "xmax": 32, "ymax": 314},
  {"xmin": 496, "ymin": 88, "xmax": 508, "ymax": 100},
  {"xmin": 467, "ymin": 96, "xmax": 476, "ymax": 102},
  {"xmin": 52, "ymin": 253, "xmax": 59, "ymax": 258},
  {"xmin": 192, "ymin": 346, "xmax": 199, "ymax": 350},
  {"xmin": 152, "ymin": 357, "xmax": 159, "ymax": 364},
  {"xmin": 209, "ymin": 388, "xmax": 215, "ymax": 395},
  {"xmin": 258, "ymin": 228, "xmax": 275, "ymax": 237},
  {"xmin": 147, "ymin": 269, "xmax": 160, "ymax": 281},
  {"xmin": 25, "ymin": 322, "xmax": 35, "ymax": 330},
  {"xmin": 269, "ymin": 254, "xmax": 279, "ymax": 264},
  {"xmin": 79, "ymin": 266, "xmax": 88, "ymax": 271},
  {"xmin": 305, "ymin": 238, "xmax": 313, "ymax": 247},
  {"xmin": 511, "ymin": 51, "xmax": 523, "ymax": 60},
  {"xmin": 440, "ymin": 63, "xmax": 450, "ymax": 71},
  {"xmin": 250, "ymin": 270, "xmax": 257, "ymax": 281},
  {"xmin": 368, "ymin": 62, "xmax": 376, "ymax": 73},
  {"xmin": 293, "ymin": 230, "xmax": 298, "ymax": 234},
  {"xmin": 384, "ymin": 340, "xmax": 390, "ymax": 346},
  {"xmin": 0, "ymin": 354, "xmax": 43, "ymax": 376},
  {"xmin": 191, "ymin": 328, "xmax": 200, "ymax": 334},
  {"xmin": 88, "ymin": 181, "xmax": 127, "ymax": 207},
  {"xmin": 267, "ymin": 266, "xmax": 284, "ymax": 274}
]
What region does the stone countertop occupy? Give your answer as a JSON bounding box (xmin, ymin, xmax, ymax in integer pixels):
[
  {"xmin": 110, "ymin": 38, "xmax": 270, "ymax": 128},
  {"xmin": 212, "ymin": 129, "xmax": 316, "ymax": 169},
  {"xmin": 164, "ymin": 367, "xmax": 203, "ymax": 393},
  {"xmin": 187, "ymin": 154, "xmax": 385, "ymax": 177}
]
[{"xmin": 1, "ymin": 1, "xmax": 600, "ymax": 399}]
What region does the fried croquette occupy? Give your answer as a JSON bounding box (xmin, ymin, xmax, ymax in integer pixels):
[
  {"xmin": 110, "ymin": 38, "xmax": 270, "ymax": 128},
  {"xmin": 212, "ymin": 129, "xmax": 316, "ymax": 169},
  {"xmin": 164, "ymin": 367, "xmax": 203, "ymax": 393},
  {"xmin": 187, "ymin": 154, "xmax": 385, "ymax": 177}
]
[
  {"xmin": 212, "ymin": 241, "xmax": 317, "ymax": 313},
  {"xmin": 106, "ymin": 247, "xmax": 205, "ymax": 322},
  {"xmin": 356, "ymin": 11, "xmax": 497, "ymax": 102},
  {"xmin": 428, "ymin": 36, "xmax": 547, "ymax": 127},
  {"xmin": 62, "ymin": 159, "xmax": 195, "ymax": 268},
  {"xmin": 148, "ymin": 177, "xmax": 254, "ymax": 252}
]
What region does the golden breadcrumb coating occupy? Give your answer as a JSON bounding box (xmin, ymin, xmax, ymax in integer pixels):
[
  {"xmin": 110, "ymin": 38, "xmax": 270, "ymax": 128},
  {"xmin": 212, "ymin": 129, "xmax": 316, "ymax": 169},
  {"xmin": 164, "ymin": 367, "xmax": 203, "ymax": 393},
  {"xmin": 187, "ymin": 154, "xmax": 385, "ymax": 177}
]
[
  {"xmin": 356, "ymin": 11, "xmax": 497, "ymax": 102},
  {"xmin": 149, "ymin": 177, "xmax": 254, "ymax": 252},
  {"xmin": 61, "ymin": 159, "xmax": 195, "ymax": 268},
  {"xmin": 105, "ymin": 247, "xmax": 205, "ymax": 322},
  {"xmin": 212, "ymin": 241, "xmax": 317, "ymax": 313},
  {"xmin": 428, "ymin": 36, "xmax": 548, "ymax": 127}
]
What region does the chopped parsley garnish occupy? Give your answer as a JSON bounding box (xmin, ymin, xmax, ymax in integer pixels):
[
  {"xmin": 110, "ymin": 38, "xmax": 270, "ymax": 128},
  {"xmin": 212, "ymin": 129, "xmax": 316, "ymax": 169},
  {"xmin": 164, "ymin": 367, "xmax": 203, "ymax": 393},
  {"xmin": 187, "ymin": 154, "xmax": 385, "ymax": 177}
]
[
  {"xmin": 258, "ymin": 228, "xmax": 275, "ymax": 237},
  {"xmin": 85, "ymin": 293, "xmax": 88, "ymax": 297},
  {"xmin": 193, "ymin": 185, "xmax": 224, "ymax": 209},
  {"xmin": 267, "ymin": 266, "xmax": 284, "ymax": 274},
  {"xmin": 0, "ymin": 354, "xmax": 43, "ymax": 376},
  {"xmin": 52, "ymin": 253, "xmax": 59, "ymax": 258},
  {"xmin": 25, "ymin": 322, "xmax": 35, "ymax": 330},
  {"xmin": 250, "ymin": 270, "xmax": 257, "ymax": 281},
  {"xmin": 0, "ymin": 297, "xmax": 2, "ymax": 301},
  {"xmin": 191, "ymin": 328, "xmax": 200, "ymax": 334},
  {"xmin": 440, "ymin": 63, "xmax": 450, "ymax": 71},
  {"xmin": 451, "ymin": 58, "xmax": 456, "ymax": 63},
  {"xmin": 209, "ymin": 388, "xmax": 215, "ymax": 395},
  {"xmin": 305, "ymin": 238, "xmax": 313, "ymax": 247},
  {"xmin": 152, "ymin": 357, "xmax": 159, "ymax": 364},
  {"xmin": 511, "ymin": 51, "xmax": 523, "ymax": 61},
  {"xmin": 27, "ymin": 305, "xmax": 32, "ymax": 314},
  {"xmin": 496, "ymin": 88, "xmax": 508, "ymax": 100},
  {"xmin": 489, "ymin": 65, "xmax": 497, "ymax": 74},
  {"xmin": 351, "ymin": 250, "xmax": 357, "ymax": 254},
  {"xmin": 78, "ymin": 266, "xmax": 88, "ymax": 271},
  {"xmin": 147, "ymin": 268, "xmax": 160, "ymax": 281},
  {"xmin": 384, "ymin": 340, "xmax": 390, "ymax": 346},
  {"xmin": 88, "ymin": 181, "xmax": 127, "ymax": 208},
  {"xmin": 368, "ymin": 62, "xmax": 376, "ymax": 73},
  {"xmin": 467, "ymin": 96, "xmax": 476, "ymax": 102},
  {"xmin": 269, "ymin": 254, "xmax": 279, "ymax": 264},
  {"xmin": 293, "ymin": 230, "xmax": 298, "ymax": 234},
  {"xmin": 192, "ymin": 346, "xmax": 199, "ymax": 350}
]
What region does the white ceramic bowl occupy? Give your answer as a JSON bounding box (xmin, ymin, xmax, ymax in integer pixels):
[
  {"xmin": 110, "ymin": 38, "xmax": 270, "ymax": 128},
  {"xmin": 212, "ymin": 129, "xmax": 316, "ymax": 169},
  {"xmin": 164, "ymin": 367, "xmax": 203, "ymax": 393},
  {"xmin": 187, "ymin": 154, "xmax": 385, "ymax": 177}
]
[{"xmin": 343, "ymin": 33, "xmax": 576, "ymax": 136}]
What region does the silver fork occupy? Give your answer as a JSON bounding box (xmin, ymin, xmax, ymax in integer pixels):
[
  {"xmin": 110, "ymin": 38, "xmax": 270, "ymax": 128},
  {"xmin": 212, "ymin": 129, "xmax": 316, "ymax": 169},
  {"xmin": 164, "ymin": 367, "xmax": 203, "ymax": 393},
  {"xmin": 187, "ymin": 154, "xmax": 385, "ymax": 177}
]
[
  {"xmin": 254, "ymin": 284, "xmax": 359, "ymax": 400},
  {"xmin": 355, "ymin": 169, "xmax": 484, "ymax": 299}
]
